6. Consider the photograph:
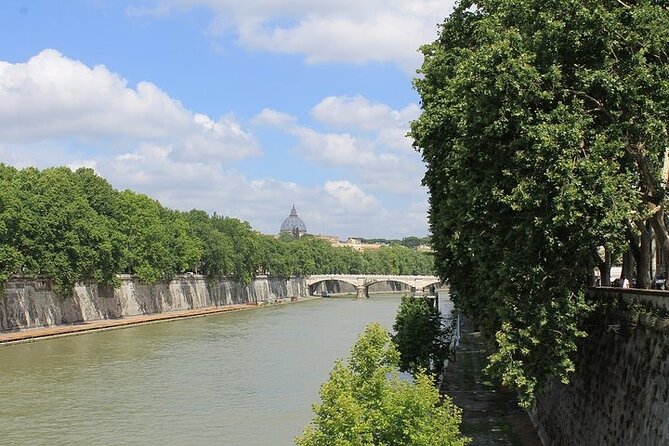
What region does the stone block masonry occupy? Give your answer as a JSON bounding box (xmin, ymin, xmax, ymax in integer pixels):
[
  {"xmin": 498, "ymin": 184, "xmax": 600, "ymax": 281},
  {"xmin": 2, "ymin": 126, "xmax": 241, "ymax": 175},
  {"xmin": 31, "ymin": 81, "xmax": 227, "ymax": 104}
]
[
  {"xmin": 531, "ymin": 288, "xmax": 669, "ymax": 446},
  {"xmin": 0, "ymin": 275, "xmax": 308, "ymax": 332}
]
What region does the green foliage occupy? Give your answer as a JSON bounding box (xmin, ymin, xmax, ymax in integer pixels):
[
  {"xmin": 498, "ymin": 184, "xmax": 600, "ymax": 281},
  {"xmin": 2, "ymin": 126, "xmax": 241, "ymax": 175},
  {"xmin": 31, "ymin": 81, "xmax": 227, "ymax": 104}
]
[
  {"xmin": 1, "ymin": 166, "xmax": 124, "ymax": 294},
  {"xmin": 0, "ymin": 165, "xmax": 435, "ymax": 294},
  {"xmin": 185, "ymin": 210, "xmax": 234, "ymax": 278},
  {"xmin": 0, "ymin": 165, "xmax": 24, "ymax": 285},
  {"xmin": 393, "ymin": 296, "xmax": 451, "ymax": 376},
  {"xmin": 296, "ymin": 323, "xmax": 469, "ymax": 446},
  {"xmin": 411, "ymin": 0, "xmax": 669, "ymax": 406}
]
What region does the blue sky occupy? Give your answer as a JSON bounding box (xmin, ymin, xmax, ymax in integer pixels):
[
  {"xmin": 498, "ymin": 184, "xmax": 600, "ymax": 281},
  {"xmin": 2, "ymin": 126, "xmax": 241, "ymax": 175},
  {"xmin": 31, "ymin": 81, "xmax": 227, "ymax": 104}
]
[{"xmin": 0, "ymin": 0, "xmax": 455, "ymax": 239}]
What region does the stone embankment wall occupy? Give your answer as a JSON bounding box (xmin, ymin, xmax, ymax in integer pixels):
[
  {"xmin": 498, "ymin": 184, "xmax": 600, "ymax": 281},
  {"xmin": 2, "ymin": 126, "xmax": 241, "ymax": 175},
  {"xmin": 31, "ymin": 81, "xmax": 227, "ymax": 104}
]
[
  {"xmin": 0, "ymin": 275, "xmax": 308, "ymax": 332},
  {"xmin": 531, "ymin": 288, "xmax": 669, "ymax": 446}
]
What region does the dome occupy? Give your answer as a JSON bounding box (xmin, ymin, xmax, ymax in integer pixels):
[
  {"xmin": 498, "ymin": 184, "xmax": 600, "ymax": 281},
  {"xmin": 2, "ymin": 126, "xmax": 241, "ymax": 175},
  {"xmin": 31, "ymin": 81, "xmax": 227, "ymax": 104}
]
[{"xmin": 280, "ymin": 205, "xmax": 307, "ymax": 235}]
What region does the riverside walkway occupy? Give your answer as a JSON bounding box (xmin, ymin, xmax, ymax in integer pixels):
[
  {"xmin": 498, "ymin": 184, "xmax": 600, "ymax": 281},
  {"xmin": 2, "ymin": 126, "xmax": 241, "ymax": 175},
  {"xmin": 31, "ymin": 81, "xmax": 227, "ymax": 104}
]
[
  {"xmin": 441, "ymin": 317, "xmax": 543, "ymax": 446},
  {"xmin": 0, "ymin": 300, "xmax": 311, "ymax": 346}
]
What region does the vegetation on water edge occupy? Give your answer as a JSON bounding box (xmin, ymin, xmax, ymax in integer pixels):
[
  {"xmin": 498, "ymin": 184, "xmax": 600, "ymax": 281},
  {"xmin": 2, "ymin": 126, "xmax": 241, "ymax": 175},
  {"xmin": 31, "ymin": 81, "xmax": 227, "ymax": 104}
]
[
  {"xmin": 393, "ymin": 295, "xmax": 452, "ymax": 377},
  {"xmin": 0, "ymin": 164, "xmax": 434, "ymax": 294},
  {"xmin": 296, "ymin": 323, "xmax": 469, "ymax": 446}
]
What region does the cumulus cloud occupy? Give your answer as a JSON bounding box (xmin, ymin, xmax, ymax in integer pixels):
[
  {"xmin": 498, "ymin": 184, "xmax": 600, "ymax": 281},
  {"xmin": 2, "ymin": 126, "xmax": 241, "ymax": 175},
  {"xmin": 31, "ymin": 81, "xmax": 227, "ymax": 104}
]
[
  {"xmin": 126, "ymin": 0, "xmax": 456, "ymax": 72},
  {"xmin": 0, "ymin": 49, "xmax": 259, "ymax": 162},
  {"xmin": 324, "ymin": 180, "xmax": 380, "ymax": 213},
  {"xmin": 312, "ymin": 95, "xmax": 419, "ymax": 153},
  {"xmin": 252, "ymin": 108, "xmax": 297, "ymax": 128},
  {"xmin": 253, "ymin": 97, "xmax": 425, "ymax": 195},
  {"xmin": 291, "ymin": 127, "xmax": 377, "ymax": 167},
  {"xmin": 312, "ymin": 96, "xmax": 413, "ymax": 131}
]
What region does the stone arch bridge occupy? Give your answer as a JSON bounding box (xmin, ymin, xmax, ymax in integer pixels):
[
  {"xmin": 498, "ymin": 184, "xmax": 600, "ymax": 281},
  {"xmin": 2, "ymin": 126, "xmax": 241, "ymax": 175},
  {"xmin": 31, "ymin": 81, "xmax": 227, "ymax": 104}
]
[{"xmin": 307, "ymin": 274, "xmax": 442, "ymax": 299}]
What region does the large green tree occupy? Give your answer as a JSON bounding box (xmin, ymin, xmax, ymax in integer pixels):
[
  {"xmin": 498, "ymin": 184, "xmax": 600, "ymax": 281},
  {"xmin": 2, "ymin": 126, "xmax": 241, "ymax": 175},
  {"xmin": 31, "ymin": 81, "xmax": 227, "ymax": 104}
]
[
  {"xmin": 411, "ymin": 0, "xmax": 669, "ymax": 406},
  {"xmin": 296, "ymin": 323, "xmax": 468, "ymax": 446}
]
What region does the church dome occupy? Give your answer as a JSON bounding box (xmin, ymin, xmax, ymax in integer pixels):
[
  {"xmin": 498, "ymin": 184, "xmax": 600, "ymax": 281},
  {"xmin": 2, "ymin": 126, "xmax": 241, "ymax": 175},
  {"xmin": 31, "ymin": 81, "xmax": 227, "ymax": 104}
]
[{"xmin": 280, "ymin": 205, "xmax": 307, "ymax": 235}]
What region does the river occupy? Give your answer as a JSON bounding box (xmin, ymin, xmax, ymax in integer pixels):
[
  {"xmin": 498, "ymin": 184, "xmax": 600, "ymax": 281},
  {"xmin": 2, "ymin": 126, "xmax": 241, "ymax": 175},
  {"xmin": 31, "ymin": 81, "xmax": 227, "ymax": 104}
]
[{"xmin": 0, "ymin": 294, "xmax": 408, "ymax": 446}]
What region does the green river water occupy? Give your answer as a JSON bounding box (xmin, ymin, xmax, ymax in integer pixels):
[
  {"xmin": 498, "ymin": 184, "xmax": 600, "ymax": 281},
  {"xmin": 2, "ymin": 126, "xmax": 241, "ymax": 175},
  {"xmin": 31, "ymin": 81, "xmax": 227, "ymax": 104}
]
[{"xmin": 0, "ymin": 294, "xmax": 403, "ymax": 446}]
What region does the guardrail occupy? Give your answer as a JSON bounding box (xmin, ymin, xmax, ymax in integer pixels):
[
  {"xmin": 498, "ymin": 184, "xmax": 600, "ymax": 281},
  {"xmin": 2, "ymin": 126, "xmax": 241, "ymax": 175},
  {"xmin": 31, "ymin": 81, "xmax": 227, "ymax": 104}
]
[{"xmin": 588, "ymin": 286, "xmax": 669, "ymax": 311}]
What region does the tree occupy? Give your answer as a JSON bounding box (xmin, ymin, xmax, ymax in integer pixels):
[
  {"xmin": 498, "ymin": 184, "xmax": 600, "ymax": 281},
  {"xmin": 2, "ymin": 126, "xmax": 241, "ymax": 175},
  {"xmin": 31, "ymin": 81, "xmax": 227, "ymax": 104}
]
[
  {"xmin": 0, "ymin": 164, "xmax": 23, "ymax": 284},
  {"xmin": 116, "ymin": 190, "xmax": 177, "ymax": 284},
  {"xmin": 411, "ymin": 0, "xmax": 669, "ymax": 406},
  {"xmin": 393, "ymin": 296, "xmax": 451, "ymax": 376},
  {"xmin": 13, "ymin": 167, "xmax": 122, "ymax": 292},
  {"xmin": 296, "ymin": 323, "xmax": 469, "ymax": 446},
  {"xmin": 185, "ymin": 210, "xmax": 234, "ymax": 277},
  {"xmin": 213, "ymin": 217, "xmax": 263, "ymax": 285}
]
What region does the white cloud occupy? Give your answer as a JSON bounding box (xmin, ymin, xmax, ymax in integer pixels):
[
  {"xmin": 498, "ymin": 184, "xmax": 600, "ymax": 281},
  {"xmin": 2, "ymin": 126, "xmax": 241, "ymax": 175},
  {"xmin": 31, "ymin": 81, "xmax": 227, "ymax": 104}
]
[
  {"xmin": 0, "ymin": 49, "xmax": 259, "ymax": 162},
  {"xmin": 324, "ymin": 180, "xmax": 380, "ymax": 213},
  {"xmin": 312, "ymin": 96, "xmax": 394, "ymax": 131},
  {"xmin": 252, "ymin": 108, "xmax": 297, "ymax": 128},
  {"xmin": 67, "ymin": 159, "xmax": 98, "ymax": 171},
  {"xmin": 311, "ymin": 96, "xmax": 419, "ymax": 153},
  {"xmin": 253, "ymin": 100, "xmax": 425, "ymax": 194},
  {"xmin": 291, "ymin": 127, "xmax": 377, "ymax": 167},
  {"xmin": 251, "ymin": 106, "xmax": 381, "ymax": 167},
  {"xmin": 126, "ymin": 0, "xmax": 456, "ymax": 73},
  {"xmin": 375, "ymin": 127, "xmax": 413, "ymax": 152}
]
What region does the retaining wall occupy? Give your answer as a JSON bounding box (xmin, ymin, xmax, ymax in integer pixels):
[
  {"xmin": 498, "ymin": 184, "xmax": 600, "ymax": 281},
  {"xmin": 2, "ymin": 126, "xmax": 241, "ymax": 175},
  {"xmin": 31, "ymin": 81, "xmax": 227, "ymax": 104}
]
[
  {"xmin": 531, "ymin": 288, "xmax": 669, "ymax": 446},
  {"xmin": 0, "ymin": 275, "xmax": 308, "ymax": 332}
]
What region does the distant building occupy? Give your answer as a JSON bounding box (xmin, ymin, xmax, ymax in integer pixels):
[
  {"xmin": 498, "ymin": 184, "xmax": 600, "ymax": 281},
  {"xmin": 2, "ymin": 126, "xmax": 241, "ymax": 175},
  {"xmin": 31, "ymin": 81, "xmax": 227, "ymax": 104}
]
[
  {"xmin": 280, "ymin": 205, "xmax": 307, "ymax": 237},
  {"xmin": 314, "ymin": 234, "xmax": 340, "ymax": 245},
  {"xmin": 338, "ymin": 238, "xmax": 383, "ymax": 252},
  {"xmin": 312, "ymin": 235, "xmax": 385, "ymax": 251}
]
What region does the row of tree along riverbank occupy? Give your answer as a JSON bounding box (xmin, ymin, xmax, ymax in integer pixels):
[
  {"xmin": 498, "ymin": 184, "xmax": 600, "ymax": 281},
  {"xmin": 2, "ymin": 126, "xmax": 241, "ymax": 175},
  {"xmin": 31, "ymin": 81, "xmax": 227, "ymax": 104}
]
[{"xmin": 0, "ymin": 165, "xmax": 434, "ymax": 296}]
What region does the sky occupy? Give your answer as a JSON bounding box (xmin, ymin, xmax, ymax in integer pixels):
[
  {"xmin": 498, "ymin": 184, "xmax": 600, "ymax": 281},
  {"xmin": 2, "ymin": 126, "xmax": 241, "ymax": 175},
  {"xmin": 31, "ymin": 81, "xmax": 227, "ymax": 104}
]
[{"xmin": 0, "ymin": 0, "xmax": 456, "ymax": 239}]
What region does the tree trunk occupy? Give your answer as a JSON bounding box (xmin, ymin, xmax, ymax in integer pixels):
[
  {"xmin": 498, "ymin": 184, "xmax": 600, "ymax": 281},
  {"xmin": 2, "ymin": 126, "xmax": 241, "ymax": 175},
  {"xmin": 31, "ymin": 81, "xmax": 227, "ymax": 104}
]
[
  {"xmin": 628, "ymin": 142, "xmax": 669, "ymax": 287},
  {"xmin": 622, "ymin": 250, "xmax": 634, "ymax": 284},
  {"xmin": 649, "ymin": 208, "xmax": 669, "ymax": 280},
  {"xmin": 625, "ymin": 219, "xmax": 641, "ymax": 282},
  {"xmin": 597, "ymin": 246, "xmax": 611, "ymax": 286},
  {"xmin": 636, "ymin": 221, "xmax": 652, "ymax": 289}
]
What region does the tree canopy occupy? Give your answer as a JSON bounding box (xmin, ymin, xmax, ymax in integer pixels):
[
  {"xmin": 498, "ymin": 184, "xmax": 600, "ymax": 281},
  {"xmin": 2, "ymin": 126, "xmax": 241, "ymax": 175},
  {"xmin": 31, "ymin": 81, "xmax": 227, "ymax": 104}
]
[
  {"xmin": 296, "ymin": 323, "xmax": 469, "ymax": 446},
  {"xmin": 411, "ymin": 0, "xmax": 669, "ymax": 406},
  {"xmin": 0, "ymin": 165, "xmax": 435, "ymax": 292}
]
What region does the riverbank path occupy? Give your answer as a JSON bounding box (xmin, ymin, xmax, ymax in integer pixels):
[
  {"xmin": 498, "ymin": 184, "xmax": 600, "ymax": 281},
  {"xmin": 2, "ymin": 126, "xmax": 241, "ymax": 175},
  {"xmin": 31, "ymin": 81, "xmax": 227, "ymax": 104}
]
[
  {"xmin": 0, "ymin": 302, "xmax": 262, "ymax": 346},
  {"xmin": 441, "ymin": 318, "xmax": 544, "ymax": 446}
]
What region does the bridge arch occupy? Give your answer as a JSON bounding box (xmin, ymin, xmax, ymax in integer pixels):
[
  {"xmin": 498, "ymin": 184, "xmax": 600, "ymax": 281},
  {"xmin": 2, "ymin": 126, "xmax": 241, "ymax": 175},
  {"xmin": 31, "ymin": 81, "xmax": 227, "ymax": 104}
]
[
  {"xmin": 366, "ymin": 280, "xmax": 412, "ymax": 293},
  {"xmin": 307, "ymin": 278, "xmax": 357, "ymax": 296},
  {"xmin": 364, "ymin": 278, "xmax": 413, "ymax": 287},
  {"xmin": 421, "ymin": 280, "xmax": 444, "ymax": 289}
]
